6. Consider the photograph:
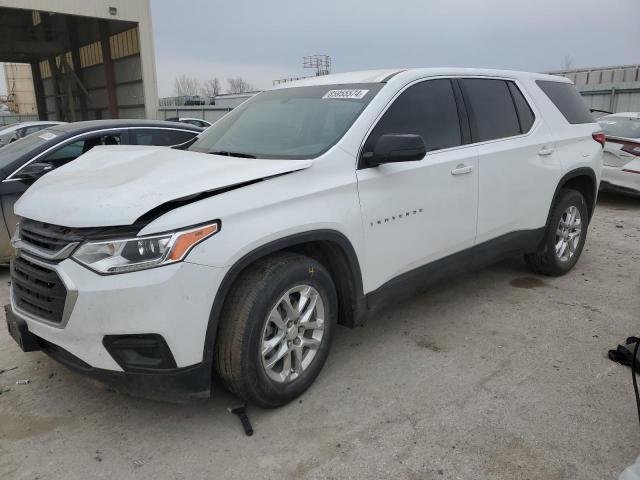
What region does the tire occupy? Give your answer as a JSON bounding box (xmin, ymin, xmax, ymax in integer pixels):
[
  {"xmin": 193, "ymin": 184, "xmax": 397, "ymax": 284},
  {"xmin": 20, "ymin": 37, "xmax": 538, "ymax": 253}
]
[
  {"xmin": 214, "ymin": 252, "xmax": 337, "ymax": 408},
  {"xmin": 525, "ymin": 188, "xmax": 589, "ymax": 276}
]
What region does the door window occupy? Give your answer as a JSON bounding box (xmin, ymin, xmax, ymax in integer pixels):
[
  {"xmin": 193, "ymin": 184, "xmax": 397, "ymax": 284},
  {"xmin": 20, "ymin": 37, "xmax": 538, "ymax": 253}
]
[
  {"xmin": 13, "ymin": 133, "xmax": 122, "ymax": 180},
  {"xmin": 129, "ymin": 128, "xmax": 197, "ymax": 146},
  {"xmin": 362, "ymin": 79, "xmax": 462, "ymax": 159},
  {"xmin": 460, "ymin": 79, "xmax": 522, "ymax": 142}
]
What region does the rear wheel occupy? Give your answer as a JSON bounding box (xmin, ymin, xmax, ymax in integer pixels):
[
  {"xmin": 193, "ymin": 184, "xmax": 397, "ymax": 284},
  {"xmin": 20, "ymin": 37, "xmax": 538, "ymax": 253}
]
[
  {"xmin": 525, "ymin": 188, "xmax": 589, "ymax": 276},
  {"xmin": 214, "ymin": 253, "xmax": 337, "ymax": 408}
]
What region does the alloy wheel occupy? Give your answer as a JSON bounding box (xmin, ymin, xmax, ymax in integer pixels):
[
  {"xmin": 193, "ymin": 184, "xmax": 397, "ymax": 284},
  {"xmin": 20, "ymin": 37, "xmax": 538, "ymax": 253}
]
[
  {"xmin": 260, "ymin": 285, "xmax": 325, "ymax": 383},
  {"xmin": 555, "ymin": 205, "xmax": 582, "ymax": 262}
]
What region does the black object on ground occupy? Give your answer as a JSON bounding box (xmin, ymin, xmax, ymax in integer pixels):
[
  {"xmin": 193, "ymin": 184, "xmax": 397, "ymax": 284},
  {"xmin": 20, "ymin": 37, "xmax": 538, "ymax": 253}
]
[
  {"xmin": 609, "ymin": 337, "xmax": 640, "ymax": 371},
  {"xmin": 228, "ymin": 405, "xmax": 254, "ymax": 436},
  {"xmin": 609, "ymin": 336, "xmax": 640, "ymax": 426}
]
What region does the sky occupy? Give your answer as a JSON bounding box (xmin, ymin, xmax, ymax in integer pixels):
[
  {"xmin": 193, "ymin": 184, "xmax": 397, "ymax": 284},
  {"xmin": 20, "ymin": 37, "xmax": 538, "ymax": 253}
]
[
  {"xmin": 1, "ymin": 0, "xmax": 638, "ymax": 97},
  {"xmin": 151, "ymin": 0, "xmax": 640, "ymax": 96}
]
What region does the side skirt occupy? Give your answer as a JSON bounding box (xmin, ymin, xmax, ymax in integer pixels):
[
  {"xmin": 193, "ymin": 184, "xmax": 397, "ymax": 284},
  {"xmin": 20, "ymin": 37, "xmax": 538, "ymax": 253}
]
[{"xmin": 365, "ymin": 228, "xmax": 545, "ymax": 310}]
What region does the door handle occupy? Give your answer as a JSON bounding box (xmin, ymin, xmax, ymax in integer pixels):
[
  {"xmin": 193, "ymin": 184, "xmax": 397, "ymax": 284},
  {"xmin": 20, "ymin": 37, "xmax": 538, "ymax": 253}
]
[
  {"xmin": 451, "ymin": 164, "xmax": 473, "ymax": 175},
  {"xmin": 538, "ymin": 146, "xmax": 555, "ymax": 156}
]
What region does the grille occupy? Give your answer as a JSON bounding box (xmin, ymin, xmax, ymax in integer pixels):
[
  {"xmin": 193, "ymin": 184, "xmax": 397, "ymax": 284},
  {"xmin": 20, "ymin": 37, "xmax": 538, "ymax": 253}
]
[
  {"xmin": 19, "ymin": 219, "xmax": 83, "ymax": 254},
  {"xmin": 12, "ymin": 255, "xmax": 67, "ymax": 324}
]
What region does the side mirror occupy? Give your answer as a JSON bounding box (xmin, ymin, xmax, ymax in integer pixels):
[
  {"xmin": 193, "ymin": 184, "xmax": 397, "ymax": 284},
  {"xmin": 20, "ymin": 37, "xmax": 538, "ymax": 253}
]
[
  {"xmin": 363, "ymin": 134, "xmax": 427, "ymax": 167},
  {"xmin": 18, "ymin": 162, "xmax": 53, "ymax": 180}
]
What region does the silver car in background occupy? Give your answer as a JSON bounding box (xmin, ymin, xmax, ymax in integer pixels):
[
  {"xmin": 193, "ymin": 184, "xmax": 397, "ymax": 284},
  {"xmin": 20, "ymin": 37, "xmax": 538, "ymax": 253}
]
[{"xmin": 0, "ymin": 121, "xmax": 66, "ymax": 147}]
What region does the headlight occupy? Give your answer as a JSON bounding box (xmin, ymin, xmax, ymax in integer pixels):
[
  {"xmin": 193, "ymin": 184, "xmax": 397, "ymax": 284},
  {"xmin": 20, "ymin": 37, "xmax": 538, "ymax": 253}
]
[{"xmin": 72, "ymin": 222, "xmax": 219, "ymax": 274}]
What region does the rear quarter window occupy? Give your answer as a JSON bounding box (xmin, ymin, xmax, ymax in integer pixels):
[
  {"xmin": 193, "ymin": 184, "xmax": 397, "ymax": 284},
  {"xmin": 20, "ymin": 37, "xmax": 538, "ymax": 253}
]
[{"xmin": 536, "ymin": 80, "xmax": 594, "ymax": 124}]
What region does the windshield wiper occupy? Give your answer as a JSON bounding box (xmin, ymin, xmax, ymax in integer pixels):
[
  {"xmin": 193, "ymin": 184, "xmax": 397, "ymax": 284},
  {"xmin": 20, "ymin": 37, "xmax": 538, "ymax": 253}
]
[{"xmin": 208, "ymin": 150, "xmax": 257, "ymax": 159}]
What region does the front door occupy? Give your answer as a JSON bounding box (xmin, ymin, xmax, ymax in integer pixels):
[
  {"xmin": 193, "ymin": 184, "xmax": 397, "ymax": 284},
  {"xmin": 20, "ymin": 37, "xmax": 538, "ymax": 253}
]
[{"xmin": 356, "ymin": 78, "xmax": 479, "ymax": 295}]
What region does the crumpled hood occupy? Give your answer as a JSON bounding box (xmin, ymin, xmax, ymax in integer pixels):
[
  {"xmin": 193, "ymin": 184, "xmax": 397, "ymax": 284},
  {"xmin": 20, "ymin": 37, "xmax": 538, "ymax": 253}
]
[{"xmin": 15, "ymin": 145, "xmax": 313, "ymax": 227}]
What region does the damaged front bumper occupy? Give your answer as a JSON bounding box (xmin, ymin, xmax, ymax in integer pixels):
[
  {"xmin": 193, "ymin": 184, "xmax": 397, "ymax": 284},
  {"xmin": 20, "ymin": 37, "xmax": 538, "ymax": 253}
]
[
  {"xmin": 6, "ymin": 302, "xmax": 212, "ymax": 397},
  {"xmin": 6, "ymin": 252, "xmax": 227, "ymax": 399}
]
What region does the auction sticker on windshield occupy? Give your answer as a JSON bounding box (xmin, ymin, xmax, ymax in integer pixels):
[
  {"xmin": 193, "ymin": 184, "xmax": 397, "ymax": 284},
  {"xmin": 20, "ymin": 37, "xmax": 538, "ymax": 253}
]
[
  {"xmin": 38, "ymin": 132, "xmax": 57, "ymax": 141},
  {"xmin": 322, "ymin": 89, "xmax": 369, "ymax": 100}
]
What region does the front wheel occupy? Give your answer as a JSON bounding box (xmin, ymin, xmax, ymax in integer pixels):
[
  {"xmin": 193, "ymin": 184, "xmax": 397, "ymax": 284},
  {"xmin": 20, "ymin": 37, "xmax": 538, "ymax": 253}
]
[
  {"xmin": 525, "ymin": 188, "xmax": 589, "ymax": 276},
  {"xmin": 214, "ymin": 253, "xmax": 337, "ymax": 408}
]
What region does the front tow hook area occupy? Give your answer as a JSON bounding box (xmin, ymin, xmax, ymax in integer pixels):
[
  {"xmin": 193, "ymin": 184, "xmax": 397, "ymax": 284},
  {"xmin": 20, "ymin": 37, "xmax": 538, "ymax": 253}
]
[{"xmin": 5, "ymin": 304, "xmax": 41, "ymax": 352}]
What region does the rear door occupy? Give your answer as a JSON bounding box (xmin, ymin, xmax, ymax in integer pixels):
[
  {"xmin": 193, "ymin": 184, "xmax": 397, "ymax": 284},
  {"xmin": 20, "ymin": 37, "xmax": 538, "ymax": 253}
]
[
  {"xmin": 356, "ymin": 78, "xmax": 479, "ymax": 293},
  {"xmin": 459, "ymin": 78, "xmax": 560, "ymax": 250}
]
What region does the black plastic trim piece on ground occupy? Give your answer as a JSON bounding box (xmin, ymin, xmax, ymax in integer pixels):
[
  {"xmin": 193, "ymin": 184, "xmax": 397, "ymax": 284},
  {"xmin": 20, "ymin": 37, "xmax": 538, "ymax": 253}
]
[{"xmin": 228, "ymin": 405, "xmax": 254, "ymax": 436}]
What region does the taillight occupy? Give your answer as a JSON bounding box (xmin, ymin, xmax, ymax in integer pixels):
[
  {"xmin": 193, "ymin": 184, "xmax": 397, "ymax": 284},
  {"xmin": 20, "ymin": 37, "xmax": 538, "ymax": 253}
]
[
  {"xmin": 592, "ymin": 131, "xmax": 606, "ymax": 147},
  {"xmin": 621, "ymin": 143, "xmax": 640, "ymax": 157}
]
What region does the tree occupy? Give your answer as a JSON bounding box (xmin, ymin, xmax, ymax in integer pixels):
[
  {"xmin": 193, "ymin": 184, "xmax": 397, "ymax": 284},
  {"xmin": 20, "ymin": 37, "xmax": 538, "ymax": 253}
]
[
  {"xmin": 173, "ymin": 75, "xmax": 201, "ymax": 96},
  {"xmin": 201, "ymin": 77, "xmax": 221, "ymax": 98},
  {"xmin": 227, "ymin": 77, "xmax": 253, "ymax": 94}
]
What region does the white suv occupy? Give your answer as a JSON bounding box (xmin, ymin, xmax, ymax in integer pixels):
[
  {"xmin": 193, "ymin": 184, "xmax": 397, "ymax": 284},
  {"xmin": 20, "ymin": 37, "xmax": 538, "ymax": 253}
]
[{"xmin": 6, "ymin": 68, "xmax": 603, "ymax": 407}]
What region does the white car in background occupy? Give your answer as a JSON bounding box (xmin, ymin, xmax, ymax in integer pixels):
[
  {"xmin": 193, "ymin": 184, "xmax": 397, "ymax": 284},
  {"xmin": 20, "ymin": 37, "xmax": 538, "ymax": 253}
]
[
  {"xmin": 598, "ymin": 113, "xmax": 640, "ymax": 197},
  {"xmin": 0, "ymin": 121, "xmax": 66, "ymax": 147}
]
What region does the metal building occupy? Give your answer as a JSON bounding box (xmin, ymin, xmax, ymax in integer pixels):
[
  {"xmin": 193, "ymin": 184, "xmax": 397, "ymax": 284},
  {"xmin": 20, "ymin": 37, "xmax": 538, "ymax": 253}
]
[
  {"xmin": 0, "ymin": 0, "xmax": 158, "ymax": 121},
  {"xmin": 551, "ymin": 64, "xmax": 640, "ymax": 114}
]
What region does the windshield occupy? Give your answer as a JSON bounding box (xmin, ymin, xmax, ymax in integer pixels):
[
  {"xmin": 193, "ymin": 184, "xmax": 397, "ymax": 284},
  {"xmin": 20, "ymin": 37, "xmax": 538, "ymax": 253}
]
[
  {"xmin": 0, "ymin": 128, "xmax": 57, "ymax": 170},
  {"xmin": 599, "ymin": 116, "xmax": 640, "ymax": 139},
  {"xmin": 188, "ymin": 83, "xmax": 384, "ymax": 159}
]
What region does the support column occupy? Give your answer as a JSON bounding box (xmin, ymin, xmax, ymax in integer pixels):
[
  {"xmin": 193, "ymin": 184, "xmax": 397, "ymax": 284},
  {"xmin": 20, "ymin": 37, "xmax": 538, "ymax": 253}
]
[
  {"xmin": 68, "ymin": 17, "xmax": 89, "ymax": 120},
  {"xmin": 609, "ymin": 87, "xmax": 617, "ymax": 113},
  {"xmin": 48, "ymin": 57, "xmax": 65, "ymax": 121},
  {"xmin": 30, "ymin": 61, "xmax": 48, "ymax": 120},
  {"xmin": 99, "ymin": 20, "xmax": 118, "ymax": 118}
]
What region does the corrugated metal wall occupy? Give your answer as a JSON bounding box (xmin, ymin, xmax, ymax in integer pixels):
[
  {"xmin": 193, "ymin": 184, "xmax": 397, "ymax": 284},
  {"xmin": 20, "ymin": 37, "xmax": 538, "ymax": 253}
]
[
  {"xmin": 552, "ymin": 65, "xmax": 640, "ymax": 113},
  {"xmin": 40, "ymin": 26, "xmax": 145, "ymax": 120}
]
